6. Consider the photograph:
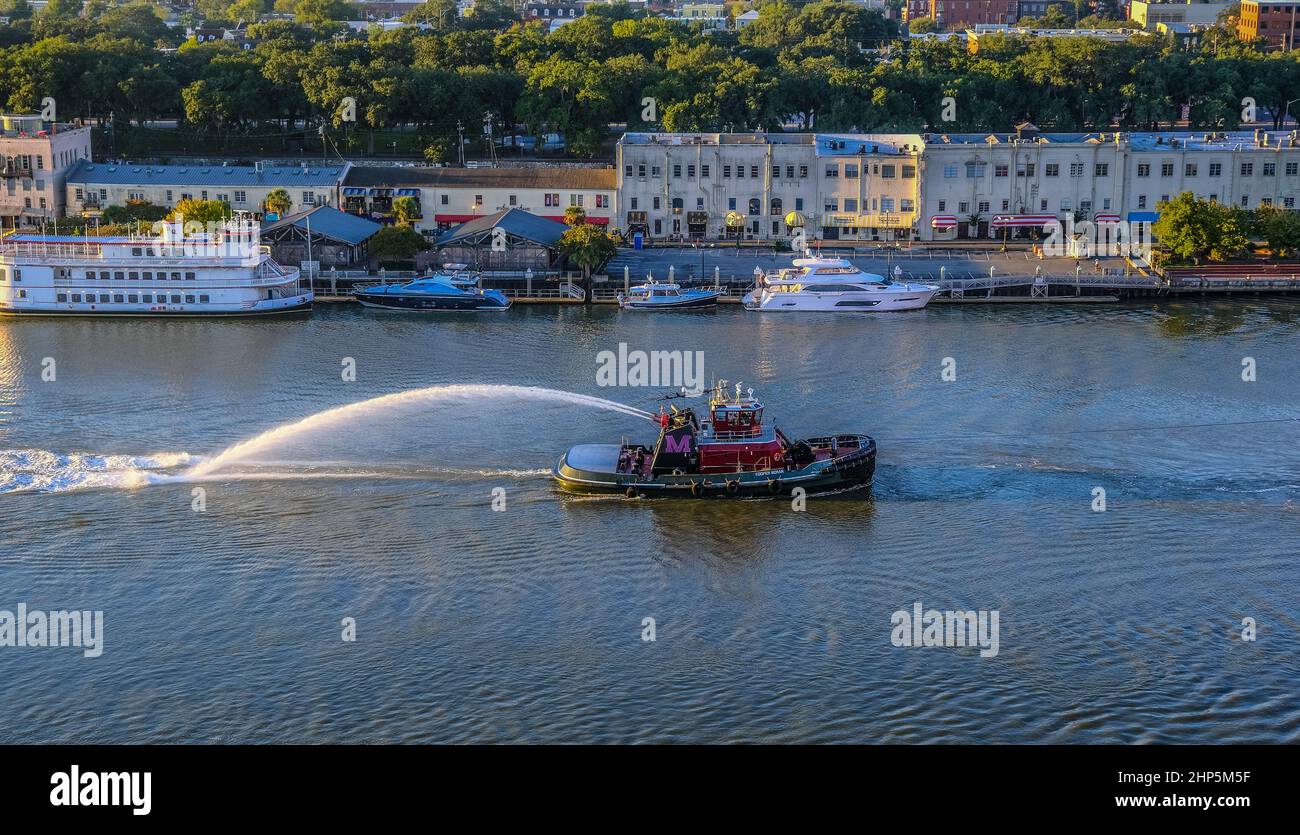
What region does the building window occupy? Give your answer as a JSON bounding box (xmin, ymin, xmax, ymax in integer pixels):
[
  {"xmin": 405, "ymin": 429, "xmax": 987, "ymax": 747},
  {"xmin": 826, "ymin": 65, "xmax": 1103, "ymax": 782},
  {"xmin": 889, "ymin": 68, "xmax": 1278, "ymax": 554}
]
[
  {"xmin": 1287, "ymin": 163, "xmax": 1298, "ymax": 176},
  {"xmin": 845, "ymin": 163, "xmax": 859, "ymax": 179},
  {"xmin": 1209, "ymin": 162, "xmax": 1222, "ymax": 177},
  {"xmin": 1185, "ymin": 163, "xmax": 1198, "ymax": 177},
  {"xmin": 1137, "ymin": 163, "xmax": 1150, "ymax": 177},
  {"xmin": 672, "ymin": 164, "xmax": 681, "ymax": 178},
  {"xmin": 1044, "ymin": 163, "xmax": 1060, "ymax": 177},
  {"xmin": 1241, "ymin": 163, "xmax": 1254, "ymax": 176},
  {"xmin": 1070, "ymin": 163, "xmax": 1085, "ymax": 177},
  {"xmin": 234, "ymin": 191, "xmax": 246, "ymax": 203},
  {"xmin": 1241, "ymin": 194, "xmax": 1250, "ymax": 207},
  {"xmin": 994, "ymin": 165, "xmax": 1008, "ymax": 178},
  {"xmin": 944, "ymin": 164, "xmax": 958, "ymax": 178},
  {"xmin": 1264, "ymin": 163, "xmax": 1276, "ymax": 176},
  {"xmin": 965, "ymin": 162, "xmax": 985, "ymax": 178},
  {"xmin": 687, "ymin": 165, "xmax": 695, "ymax": 177},
  {"xmin": 825, "ymin": 164, "xmax": 838, "ymax": 178},
  {"xmin": 903, "ymin": 165, "xmax": 916, "ymax": 179},
  {"xmin": 1095, "ymin": 163, "xmax": 1109, "ymax": 177},
  {"xmin": 881, "ymin": 165, "xmax": 896, "ymax": 179},
  {"xmin": 701, "ymin": 165, "xmax": 710, "ymax": 177},
  {"xmin": 1138, "ymin": 195, "xmax": 1147, "ymax": 209},
  {"xmin": 799, "ymin": 165, "xmax": 808, "ymax": 178}
]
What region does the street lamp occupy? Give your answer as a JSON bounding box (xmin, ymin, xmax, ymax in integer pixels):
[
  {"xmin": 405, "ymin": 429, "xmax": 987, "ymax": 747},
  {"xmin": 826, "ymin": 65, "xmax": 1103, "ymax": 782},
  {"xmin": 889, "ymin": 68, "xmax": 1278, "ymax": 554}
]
[{"xmin": 1283, "ymin": 98, "xmax": 1300, "ymax": 127}]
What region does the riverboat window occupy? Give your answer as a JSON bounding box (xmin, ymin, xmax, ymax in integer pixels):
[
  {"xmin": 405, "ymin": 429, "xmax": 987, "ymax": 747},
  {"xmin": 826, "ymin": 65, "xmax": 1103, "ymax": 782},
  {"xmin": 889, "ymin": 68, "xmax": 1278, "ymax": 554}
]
[
  {"xmin": 57, "ymin": 293, "xmax": 67, "ymax": 302},
  {"xmin": 100, "ymin": 271, "xmax": 110, "ymax": 280},
  {"xmin": 171, "ymin": 272, "xmax": 181, "ymax": 281},
  {"xmin": 71, "ymin": 294, "xmax": 81, "ymax": 302},
  {"xmin": 114, "ymin": 294, "xmax": 125, "ymax": 303},
  {"xmin": 185, "ymin": 272, "xmax": 196, "ymax": 281},
  {"xmin": 85, "ymin": 271, "xmax": 94, "ymax": 280},
  {"xmin": 114, "ymin": 271, "xmax": 124, "ymax": 280},
  {"xmin": 17, "ymin": 290, "xmax": 27, "ymax": 299},
  {"xmin": 171, "ymin": 295, "xmax": 182, "ymax": 304},
  {"xmin": 200, "ymin": 295, "xmax": 210, "ymax": 303},
  {"xmin": 128, "ymin": 295, "xmax": 139, "ymax": 303},
  {"xmin": 142, "ymin": 295, "xmax": 153, "ymax": 303},
  {"xmin": 129, "ymin": 272, "xmax": 138, "ymax": 280},
  {"xmin": 99, "ymin": 294, "xmax": 110, "ymax": 303},
  {"xmin": 143, "ymin": 272, "xmax": 152, "ymax": 280},
  {"xmin": 133, "ymin": 248, "xmax": 143, "ymax": 256},
  {"xmin": 185, "ymin": 295, "xmax": 196, "ymax": 304}
]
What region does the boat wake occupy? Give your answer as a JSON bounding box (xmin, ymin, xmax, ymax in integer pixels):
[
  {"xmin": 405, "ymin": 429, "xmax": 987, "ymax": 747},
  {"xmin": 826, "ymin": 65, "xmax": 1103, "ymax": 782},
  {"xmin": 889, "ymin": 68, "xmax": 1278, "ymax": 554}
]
[{"xmin": 1, "ymin": 385, "xmax": 649, "ymax": 494}]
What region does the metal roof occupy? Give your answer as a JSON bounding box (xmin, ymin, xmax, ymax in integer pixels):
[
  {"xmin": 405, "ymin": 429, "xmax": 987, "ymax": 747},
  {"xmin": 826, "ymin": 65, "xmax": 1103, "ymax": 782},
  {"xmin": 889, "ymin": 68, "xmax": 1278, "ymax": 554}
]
[
  {"xmin": 436, "ymin": 208, "xmax": 569, "ymax": 248},
  {"xmin": 261, "ymin": 205, "xmax": 382, "ymax": 246},
  {"xmin": 345, "ymin": 165, "xmax": 616, "ymax": 190},
  {"xmin": 65, "ymin": 159, "xmax": 349, "ymax": 187}
]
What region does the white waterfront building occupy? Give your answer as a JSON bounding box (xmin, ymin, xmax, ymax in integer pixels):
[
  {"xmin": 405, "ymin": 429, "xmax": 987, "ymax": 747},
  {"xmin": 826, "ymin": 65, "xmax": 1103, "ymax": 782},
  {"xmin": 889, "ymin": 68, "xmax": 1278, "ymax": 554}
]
[
  {"xmin": 618, "ymin": 126, "xmax": 1300, "ymax": 243},
  {"xmin": 0, "ymin": 219, "xmax": 311, "ymax": 317}
]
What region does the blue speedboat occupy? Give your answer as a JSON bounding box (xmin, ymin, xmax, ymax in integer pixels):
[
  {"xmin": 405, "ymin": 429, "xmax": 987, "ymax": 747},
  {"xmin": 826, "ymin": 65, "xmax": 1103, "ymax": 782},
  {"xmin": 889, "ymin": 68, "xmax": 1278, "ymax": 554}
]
[
  {"xmin": 618, "ymin": 282, "xmax": 723, "ymax": 310},
  {"xmin": 354, "ymin": 267, "xmax": 511, "ymax": 312}
]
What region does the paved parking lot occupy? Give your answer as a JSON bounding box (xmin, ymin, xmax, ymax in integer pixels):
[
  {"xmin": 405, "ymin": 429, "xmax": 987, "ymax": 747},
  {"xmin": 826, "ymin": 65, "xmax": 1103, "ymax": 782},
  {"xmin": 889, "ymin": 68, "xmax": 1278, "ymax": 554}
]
[{"xmin": 604, "ymin": 245, "xmax": 1130, "ymax": 285}]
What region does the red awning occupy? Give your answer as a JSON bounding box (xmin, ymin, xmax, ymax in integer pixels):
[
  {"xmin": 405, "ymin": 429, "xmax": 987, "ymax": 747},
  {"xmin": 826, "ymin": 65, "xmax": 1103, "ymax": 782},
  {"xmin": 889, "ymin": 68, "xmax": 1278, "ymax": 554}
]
[
  {"xmin": 930, "ymin": 215, "xmax": 957, "ymax": 229},
  {"xmin": 1094, "ymin": 213, "xmax": 1121, "ymax": 223},
  {"xmin": 434, "ymin": 214, "xmax": 481, "ymax": 223},
  {"xmin": 542, "ymin": 215, "xmax": 610, "ymax": 225},
  {"xmin": 991, "ymin": 214, "xmax": 1059, "ymax": 228}
]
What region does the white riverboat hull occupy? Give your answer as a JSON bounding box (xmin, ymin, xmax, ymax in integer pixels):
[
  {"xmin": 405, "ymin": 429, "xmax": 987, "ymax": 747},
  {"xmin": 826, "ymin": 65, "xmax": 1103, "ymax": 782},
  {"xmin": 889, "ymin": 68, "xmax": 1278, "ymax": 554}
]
[{"xmin": 743, "ymin": 285, "xmax": 938, "ymax": 312}]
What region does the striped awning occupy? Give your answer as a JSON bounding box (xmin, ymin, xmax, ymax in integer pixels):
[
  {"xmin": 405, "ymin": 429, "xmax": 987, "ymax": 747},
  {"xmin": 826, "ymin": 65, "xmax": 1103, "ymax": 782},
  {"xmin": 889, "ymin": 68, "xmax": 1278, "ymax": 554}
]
[
  {"xmin": 1094, "ymin": 213, "xmax": 1121, "ymax": 223},
  {"xmin": 395, "ymin": 188, "xmax": 420, "ymax": 197},
  {"xmin": 992, "ymin": 214, "xmax": 1058, "ymax": 228},
  {"xmin": 931, "ymin": 215, "xmax": 957, "ymax": 229}
]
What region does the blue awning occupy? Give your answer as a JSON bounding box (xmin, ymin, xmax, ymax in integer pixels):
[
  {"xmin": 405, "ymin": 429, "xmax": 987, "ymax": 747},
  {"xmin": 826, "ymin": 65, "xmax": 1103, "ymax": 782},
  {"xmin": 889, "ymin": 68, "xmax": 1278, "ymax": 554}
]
[
  {"xmin": 395, "ymin": 188, "xmax": 420, "ymax": 197},
  {"xmin": 342, "ymin": 187, "xmax": 366, "ymax": 196},
  {"xmin": 1127, "ymin": 211, "xmax": 1158, "ymax": 223}
]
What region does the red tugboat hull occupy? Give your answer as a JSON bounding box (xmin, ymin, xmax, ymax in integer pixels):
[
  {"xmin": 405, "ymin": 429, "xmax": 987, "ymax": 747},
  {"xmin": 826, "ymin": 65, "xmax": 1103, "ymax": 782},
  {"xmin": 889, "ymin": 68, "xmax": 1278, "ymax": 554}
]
[{"xmin": 554, "ymin": 434, "xmax": 876, "ymax": 498}]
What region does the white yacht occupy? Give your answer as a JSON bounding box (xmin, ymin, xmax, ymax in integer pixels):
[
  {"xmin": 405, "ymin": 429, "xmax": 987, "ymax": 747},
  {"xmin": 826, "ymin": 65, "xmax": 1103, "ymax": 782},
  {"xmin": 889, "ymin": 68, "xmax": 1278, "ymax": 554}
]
[
  {"xmin": 743, "ymin": 256, "xmax": 939, "ymax": 312},
  {"xmin": 0, "ymin": 220, "xmax": 311, "ymax": 317}
]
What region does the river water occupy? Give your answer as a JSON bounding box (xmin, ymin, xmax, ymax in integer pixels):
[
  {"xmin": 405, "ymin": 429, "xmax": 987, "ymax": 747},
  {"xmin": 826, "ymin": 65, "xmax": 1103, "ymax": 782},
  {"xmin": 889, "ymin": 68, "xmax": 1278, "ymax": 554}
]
[{"xmin": 1, "ymin": 301, "xmax": 1298, "ymax": 743}]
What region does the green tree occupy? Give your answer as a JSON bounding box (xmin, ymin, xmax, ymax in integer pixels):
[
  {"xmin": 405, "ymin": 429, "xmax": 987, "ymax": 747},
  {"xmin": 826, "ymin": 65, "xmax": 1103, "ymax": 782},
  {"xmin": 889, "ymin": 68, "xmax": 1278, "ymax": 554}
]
[
  {"xmin": 101, "ymin": 199, "xmax": 168, "ymax": 224},
  {"xmin": 558, "ymin": 223, "xmax": 617, "ymax": 278},
  {"xmin": 563, "ymin": 205, "xmax": 587, "ymax": 226},
  {"xmin": 1152, "ymin": 192, "xmax": 1251, "ymax": 264},
  {"xmin": 169, "ymin": 198, "xmax": 234, "ymax": 224},
  {"xmin": 264, "ymin": 188, "xmax": 293, "ymax": 216},
  {"xmin": 369, "ymin": 224, "xmax": 429, "ymax": 266},
  {"xmin": 908, "ymin": 17, "xmax": 937, "ymax": 34},
  {"xmin": 1254, "ymin": 204, "xmax": 1300, "ymax": 257},
  {"xmin": 392, "ymin": 195, "xmax": 421, "ymax": 225}
]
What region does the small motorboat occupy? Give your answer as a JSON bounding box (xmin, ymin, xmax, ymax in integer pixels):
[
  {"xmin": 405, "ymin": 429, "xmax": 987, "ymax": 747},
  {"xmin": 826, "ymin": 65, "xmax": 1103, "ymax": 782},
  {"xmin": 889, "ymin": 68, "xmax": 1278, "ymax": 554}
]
[
  {"xmin": 618, "ymin": 281, "xmax": 723, "ymax": 310},
  {"xmin": 354, "ymin": 266, "xmax": 511, "ymax": 311},
  {"xmin": 743, "ymin": 255, "xmax": 938, "ymax": 312},
  {"xmin": 554, "ymin": 381, "xmax": 876, "ymax": 498}
]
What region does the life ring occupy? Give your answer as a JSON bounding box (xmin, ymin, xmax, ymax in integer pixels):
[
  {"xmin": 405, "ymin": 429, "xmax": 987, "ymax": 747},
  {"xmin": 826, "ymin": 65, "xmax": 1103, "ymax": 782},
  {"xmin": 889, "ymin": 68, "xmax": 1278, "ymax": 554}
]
[
  {"xmin": 625, "ymin": 487, "xmax": 638, "ymax": 499},
  {"xmin": 767, "ymin": 478, "xmax": 783, "ymax": 495},
  {"xmin": 690, "ymin": 481, "xmax": 705, "ymax": 498},
  {"xmin": 725, "ymin": 479, "xmax": 741, "ymax": 495}
]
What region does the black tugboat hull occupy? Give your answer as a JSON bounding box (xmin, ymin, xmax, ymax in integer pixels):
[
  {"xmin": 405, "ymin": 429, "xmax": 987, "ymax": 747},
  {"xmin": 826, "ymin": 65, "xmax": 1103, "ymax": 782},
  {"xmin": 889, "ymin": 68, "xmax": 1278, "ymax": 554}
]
[{"xmin": 553, "ymin": 435, "xmax": 876, "ymax": 498}]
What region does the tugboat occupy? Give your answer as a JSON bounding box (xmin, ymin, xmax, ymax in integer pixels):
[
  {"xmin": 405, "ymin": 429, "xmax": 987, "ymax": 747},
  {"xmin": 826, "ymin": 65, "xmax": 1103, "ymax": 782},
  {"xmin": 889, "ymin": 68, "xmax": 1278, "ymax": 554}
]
[
  {"xmin": 354, "ymin": 265, "xmax": 511, "ymax": 311},
  {"xmin": 554, "ymin": 382, "xmax": 876, "ymax": 498},
  {"xmin": 618, "ymin": 281, "xmax": 723, "ymax": 310}
]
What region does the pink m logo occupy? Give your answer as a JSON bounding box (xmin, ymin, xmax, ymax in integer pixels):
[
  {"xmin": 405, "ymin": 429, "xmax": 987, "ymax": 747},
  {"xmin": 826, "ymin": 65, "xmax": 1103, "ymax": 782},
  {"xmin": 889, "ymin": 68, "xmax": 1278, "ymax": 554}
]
[{"xmin": 664, "ymin": 434, "xmax": 693, "ymax": 453}]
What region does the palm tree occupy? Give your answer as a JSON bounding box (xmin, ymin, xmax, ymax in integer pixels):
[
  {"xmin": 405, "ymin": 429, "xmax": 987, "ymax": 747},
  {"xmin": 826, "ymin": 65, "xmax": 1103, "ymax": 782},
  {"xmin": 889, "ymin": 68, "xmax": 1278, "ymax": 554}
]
[{"xmin": 264, "ymin": 188, "xmax": 292, "ymax": 218}]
